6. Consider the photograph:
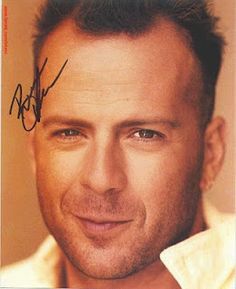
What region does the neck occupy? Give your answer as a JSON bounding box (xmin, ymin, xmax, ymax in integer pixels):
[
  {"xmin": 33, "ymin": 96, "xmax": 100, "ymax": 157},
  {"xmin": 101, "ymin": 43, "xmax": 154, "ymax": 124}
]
[{"xmin": 65, "ymin": 199, "xmax": 205, "ymax": 289}]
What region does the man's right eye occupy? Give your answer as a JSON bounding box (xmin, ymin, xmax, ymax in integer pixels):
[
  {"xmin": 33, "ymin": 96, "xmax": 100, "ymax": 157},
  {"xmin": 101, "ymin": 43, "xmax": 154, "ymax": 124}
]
[
  {"xmin": 61, "ymin": 129, "xmax": 80, "ymax": 137},
  {"xmin": 52, "ymin": 129, "xmax": 83, "ymax": 142}
]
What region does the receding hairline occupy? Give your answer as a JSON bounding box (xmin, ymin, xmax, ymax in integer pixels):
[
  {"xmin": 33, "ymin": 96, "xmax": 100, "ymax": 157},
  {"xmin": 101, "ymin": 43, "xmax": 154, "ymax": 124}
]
[
  {"xmin": 38, "ymin": 14, "xmax": 200, "ymax": 66},
  {"xmin": 33, "ymin": 0, "xmax": 224, "ymax": 128},
  {"xmin": 38, "ymin": 16, "xmax": 204, "ymax": 120}
]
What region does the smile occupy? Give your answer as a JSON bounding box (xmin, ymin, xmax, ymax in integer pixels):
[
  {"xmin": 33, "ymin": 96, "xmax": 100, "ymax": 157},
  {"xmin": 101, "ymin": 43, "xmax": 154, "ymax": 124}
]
[{"xmin": 77, "ymin": 216, "xmax": 132, "ymax": 236}]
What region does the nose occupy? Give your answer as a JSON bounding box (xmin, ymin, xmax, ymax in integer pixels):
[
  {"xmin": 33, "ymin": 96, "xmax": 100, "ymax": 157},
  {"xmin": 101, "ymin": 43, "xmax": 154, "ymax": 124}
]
[{"xmin": 79, "ymin": 139, "xmax": 127, "ymax": 195}]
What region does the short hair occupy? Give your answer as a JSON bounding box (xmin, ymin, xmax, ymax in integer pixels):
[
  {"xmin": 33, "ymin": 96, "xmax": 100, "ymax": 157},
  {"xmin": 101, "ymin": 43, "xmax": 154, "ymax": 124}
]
[{"xmin": 33, "ymin": 0, "xmax": 225, "ymax": 128}]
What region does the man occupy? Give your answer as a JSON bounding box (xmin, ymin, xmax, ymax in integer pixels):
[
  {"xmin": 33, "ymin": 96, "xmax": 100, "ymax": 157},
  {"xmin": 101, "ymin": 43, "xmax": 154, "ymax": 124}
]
[{"xmin": 1, "ymin": 0, "xmax": 235, "ymax": 288}]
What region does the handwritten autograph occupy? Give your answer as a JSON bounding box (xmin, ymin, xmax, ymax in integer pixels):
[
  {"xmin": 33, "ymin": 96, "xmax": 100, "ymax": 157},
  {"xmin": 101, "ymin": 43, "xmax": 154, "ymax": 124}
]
[{"xmin": 9, "ymin": 58, "xmax": 68, "ymax": 131}]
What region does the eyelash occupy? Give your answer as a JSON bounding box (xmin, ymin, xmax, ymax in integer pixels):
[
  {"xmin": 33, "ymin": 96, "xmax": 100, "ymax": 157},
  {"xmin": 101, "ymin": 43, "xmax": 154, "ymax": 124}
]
[
  {"xmin": 52, "ymin": 128, "xmax": 165, "ymax": 143},
  {"xmin": 130, "ymin": 129, "xmax": 166, "ymax": 142},
  {"xmin": 53, "ymin": 129, "xmax": 82, "ymax": 141}
]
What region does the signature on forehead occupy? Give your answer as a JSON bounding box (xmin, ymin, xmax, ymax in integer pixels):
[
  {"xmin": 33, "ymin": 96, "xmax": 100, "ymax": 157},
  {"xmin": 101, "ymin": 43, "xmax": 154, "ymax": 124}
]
[{"xmin": 9, "ymin": 58, "xmax": 68, "ymax": 131}]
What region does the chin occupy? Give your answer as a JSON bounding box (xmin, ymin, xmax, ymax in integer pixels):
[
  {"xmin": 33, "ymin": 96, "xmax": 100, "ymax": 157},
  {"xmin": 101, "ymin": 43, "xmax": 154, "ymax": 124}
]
[{"xmin": 60, "ymin": 236, "xmax": 161, "ymax": 280}]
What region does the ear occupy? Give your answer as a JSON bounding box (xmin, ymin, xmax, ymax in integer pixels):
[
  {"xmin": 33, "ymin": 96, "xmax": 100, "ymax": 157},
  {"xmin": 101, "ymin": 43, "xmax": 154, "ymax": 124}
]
[
  {"xmin": 200, "ymin": 117, "xmax": 226, "ymax": 192},
  {"xmin": 26, "ymin": 129, "xmax": 37, "ymax": 176}
]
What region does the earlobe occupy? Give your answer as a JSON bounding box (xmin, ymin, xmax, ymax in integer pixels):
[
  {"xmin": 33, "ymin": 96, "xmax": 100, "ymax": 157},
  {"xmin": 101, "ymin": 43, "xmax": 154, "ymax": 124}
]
[{"xmin": 200, "ymin": 117, "xmax": 226, "ymax": 192}]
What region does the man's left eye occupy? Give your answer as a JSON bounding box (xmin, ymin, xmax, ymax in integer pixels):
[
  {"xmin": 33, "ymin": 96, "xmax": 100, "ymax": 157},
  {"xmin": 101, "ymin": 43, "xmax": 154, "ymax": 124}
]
[{"xmin": 132, "ymin": 129, "xmax": 165, "ymax": 140}]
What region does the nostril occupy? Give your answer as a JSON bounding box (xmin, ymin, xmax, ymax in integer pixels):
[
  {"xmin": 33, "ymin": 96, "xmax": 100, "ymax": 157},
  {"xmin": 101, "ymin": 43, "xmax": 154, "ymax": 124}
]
[{"xmin": 79, "ymin": 165, "xmax": 127, "ymax": 196}]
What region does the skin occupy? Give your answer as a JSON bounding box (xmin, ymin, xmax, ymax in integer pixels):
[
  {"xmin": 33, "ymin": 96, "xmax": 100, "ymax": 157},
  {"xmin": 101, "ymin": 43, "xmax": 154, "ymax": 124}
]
[{"xmin": 30, "ymin": 19, "xmax": 225, "ymax": 288}]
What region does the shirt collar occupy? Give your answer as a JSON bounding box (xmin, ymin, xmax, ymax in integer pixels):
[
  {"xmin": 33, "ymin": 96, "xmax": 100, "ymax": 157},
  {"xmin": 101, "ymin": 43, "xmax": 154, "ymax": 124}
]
[
  {"xmin": 32, "ymin": 235, "xmax": 64, "ymax": 287},
  {"xmin": 160, "ymin": 197, "xmax": 235, "ymax": 289}
]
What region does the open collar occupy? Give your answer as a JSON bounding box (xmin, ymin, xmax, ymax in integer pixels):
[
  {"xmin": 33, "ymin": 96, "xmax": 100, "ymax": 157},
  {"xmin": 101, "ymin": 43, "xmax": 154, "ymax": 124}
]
[
  {"xmin": 32, "ymin": 197, "xmax": 235, "ymax": 288},
  {"xmin": 160, "ymin": 197, "xmax": 235, "ymax": 289}
]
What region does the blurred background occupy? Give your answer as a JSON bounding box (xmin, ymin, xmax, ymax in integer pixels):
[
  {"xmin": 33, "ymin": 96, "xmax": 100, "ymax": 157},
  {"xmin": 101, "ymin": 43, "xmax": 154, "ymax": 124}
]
[{"xmin": 2, "ymin": 0, "xmax": 235, "ymax": 266}]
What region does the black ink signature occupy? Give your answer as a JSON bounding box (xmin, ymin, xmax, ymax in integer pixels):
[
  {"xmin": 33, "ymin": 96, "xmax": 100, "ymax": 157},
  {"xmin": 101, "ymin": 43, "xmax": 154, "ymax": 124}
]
[{"xmin": 9, "ymin": 58, "xmax": 68, "ymax": 131}]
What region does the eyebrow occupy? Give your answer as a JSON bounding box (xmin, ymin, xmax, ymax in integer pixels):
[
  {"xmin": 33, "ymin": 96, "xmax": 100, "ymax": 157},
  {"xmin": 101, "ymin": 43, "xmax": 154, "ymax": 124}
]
[
  {"xmin": 42, "ymin": 116, "xmax": 181, "ymax": 130},
  {"xmin": 42, "ymin": 116, "xmax": 93, "ymax": 129},
  {"xmin": 117, "ymin": 119, "xmax": 180, "ymax": 129}
]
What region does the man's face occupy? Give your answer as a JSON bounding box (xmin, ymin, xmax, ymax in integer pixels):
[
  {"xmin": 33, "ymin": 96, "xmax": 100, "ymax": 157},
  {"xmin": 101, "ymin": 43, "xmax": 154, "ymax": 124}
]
[{"xmin": 33, "ymin": 19, "xmax": 204, "ymax": 278}]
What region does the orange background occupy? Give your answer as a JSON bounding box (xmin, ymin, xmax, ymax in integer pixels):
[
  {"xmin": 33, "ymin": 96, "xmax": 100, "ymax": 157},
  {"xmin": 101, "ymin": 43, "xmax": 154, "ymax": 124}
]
[{"xmin": 2, "ymin": 0, "xmax": 235, "ymax": 266}]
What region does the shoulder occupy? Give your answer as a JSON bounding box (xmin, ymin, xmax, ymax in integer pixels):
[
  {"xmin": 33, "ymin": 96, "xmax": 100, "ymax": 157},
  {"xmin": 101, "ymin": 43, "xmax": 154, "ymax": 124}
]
[
  {"xmin": 160, "ymin": 199, "xmax": 235, "ymax": 289},
  {"xmin": 1, "ymin": 257, "xmax": 41, "ymax": 287},
  {"xmin": 1, "ymin": 236, "xmax": 62, "ymax": 288}
]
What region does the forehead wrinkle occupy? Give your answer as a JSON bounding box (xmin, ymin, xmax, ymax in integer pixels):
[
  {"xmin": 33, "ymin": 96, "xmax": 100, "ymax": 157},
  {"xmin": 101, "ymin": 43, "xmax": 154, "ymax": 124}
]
[
  {"xmin": 46, "ymin": 86, "xmax": 182, "ymax": 107},
  {"xmin": 61, "ymin": 97, "xmax": 132, "ymax": 106}
]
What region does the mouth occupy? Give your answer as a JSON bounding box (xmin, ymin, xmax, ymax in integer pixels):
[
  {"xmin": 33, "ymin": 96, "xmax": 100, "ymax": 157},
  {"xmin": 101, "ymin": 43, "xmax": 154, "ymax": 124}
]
[{"xmin": 76, "ymin": 216, "xmax": 132, "ymax": 236}]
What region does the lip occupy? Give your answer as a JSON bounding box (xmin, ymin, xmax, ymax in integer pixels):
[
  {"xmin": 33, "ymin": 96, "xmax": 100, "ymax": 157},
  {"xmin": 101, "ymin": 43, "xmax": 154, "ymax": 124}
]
[{"xmin": 76, "ymin": 216, "xmax": 132, "ymax": 236}]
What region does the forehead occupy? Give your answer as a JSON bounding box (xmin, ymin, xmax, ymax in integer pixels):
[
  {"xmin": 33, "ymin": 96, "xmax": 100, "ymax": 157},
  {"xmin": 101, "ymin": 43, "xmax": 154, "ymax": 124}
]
[
  {"xmin": 38, "ymin": 18, "xmax": 202, "ymax": 119},
  {"xmin": 40, "ymin": 18, "xmax": 200, "ymax": 77}
]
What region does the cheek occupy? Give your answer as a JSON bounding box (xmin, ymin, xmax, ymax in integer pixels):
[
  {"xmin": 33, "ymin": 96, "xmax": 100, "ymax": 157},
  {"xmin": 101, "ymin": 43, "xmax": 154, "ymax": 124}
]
[
  {"xmin": 126, "ymin": 147, "xmax": 188, "ymax": 195},
  {"xmin": 35, "ymin": 147, "xmax": 82, "ymax": 210},
  {"xmin": 124, "ymin": 146, "xmax": 201, "ymax": 223}
]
